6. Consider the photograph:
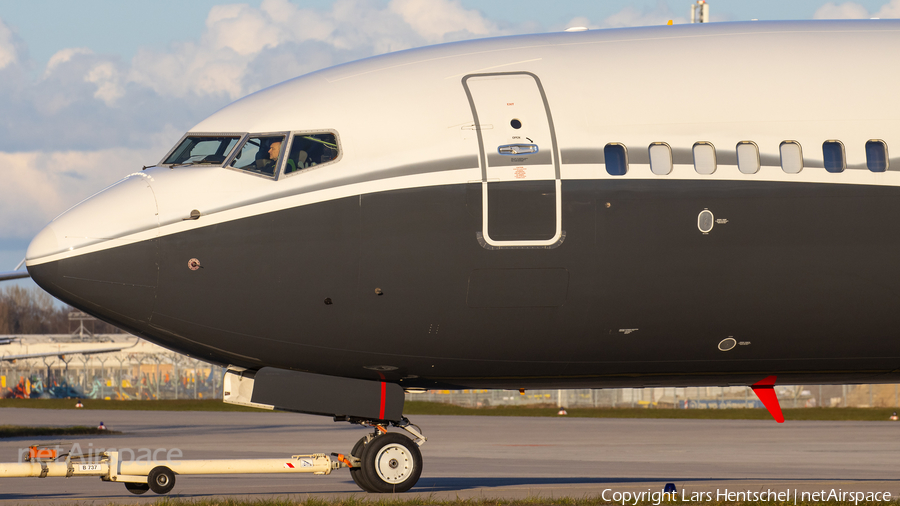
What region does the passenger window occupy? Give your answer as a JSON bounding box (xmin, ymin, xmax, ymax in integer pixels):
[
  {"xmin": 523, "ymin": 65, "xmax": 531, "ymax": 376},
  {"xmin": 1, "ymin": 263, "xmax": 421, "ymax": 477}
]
[
  {"xmin": 822, "ymin": 141, "xmax": 845, "ymax": 173},
  {"xmin": 604, "ymin": 143, "xmax": 627, "ymax": 176},
  {"xmin": 230, "ymin": 134, "xmax": 286, "ymax": 177},
  {"xmin": 780, "ymin": 141, "xmax": 803, "ymax": 174},
  {"xmin": 649, "ymin": 143, "xmax": 672, "ymax": 175},
  {"xmin": 162, "ymin": 135, "xmax": 241, "ymax": 166},
  {"xmin": 284, "ymin": 133, "xmax": 340, "ymax": 175},
  {"xmin": 866, "ymin": 140, "xmax": 888, "ymax": 172},
  {"xmin": 693, "ymin": 142, "xmax": 716, "ymax": 174},
  {"xmin": 736, "ymin": 141, "xmax": 759, "ymax": 174}
]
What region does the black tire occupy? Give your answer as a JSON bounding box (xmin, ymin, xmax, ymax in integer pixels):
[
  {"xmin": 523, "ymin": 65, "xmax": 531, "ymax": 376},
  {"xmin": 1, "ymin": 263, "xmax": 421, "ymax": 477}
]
[
  {"xmin": 147, "ymin": 466, "xmax": 176, "ymax": 494},
  {"xmin": 360, "ymin": 433, "xmax": 422, "ymax": 493},
  {"xmin": 349, "ymin": 436, "xmax": 375, "ymax": 492},
  {"xmin": 124, "ymin": 482, "xmax": 150, "ymax": 495}
]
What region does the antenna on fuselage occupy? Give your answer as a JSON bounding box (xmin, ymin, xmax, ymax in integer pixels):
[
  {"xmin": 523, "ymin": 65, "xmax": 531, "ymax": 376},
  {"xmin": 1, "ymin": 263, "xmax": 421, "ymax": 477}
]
[{"xmin": 691, "ymin": 0, "xmax": 709, "ymax": 23}]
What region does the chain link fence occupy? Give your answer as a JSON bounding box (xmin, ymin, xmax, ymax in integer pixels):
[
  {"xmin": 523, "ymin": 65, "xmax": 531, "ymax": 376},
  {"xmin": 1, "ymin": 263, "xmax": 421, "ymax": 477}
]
[
  {"xmin": 1, "ymin": 337, "xmax": 224, "ymax": 400},
  {"xmin": 409, "ymin": 384, "xmax": 900, "ymax": 409},
  {"xmin": 3, "ymin": 336, "xmax": 899, "ymax": 408}
]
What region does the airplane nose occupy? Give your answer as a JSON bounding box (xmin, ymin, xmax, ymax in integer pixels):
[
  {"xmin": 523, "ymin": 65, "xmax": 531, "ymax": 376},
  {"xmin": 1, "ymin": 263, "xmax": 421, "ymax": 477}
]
[
  {"xmin": 26, "ymin": 173, "xmax": 160, "ymax": 327},
  {"xmin": 26, "ymin": 223, "xmax": 60, "ymax": 261}
]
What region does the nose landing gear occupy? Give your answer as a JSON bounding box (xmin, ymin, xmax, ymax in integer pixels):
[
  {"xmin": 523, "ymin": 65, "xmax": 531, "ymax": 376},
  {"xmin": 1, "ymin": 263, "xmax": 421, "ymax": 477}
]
[{"xmin": 345, "ymin": 417, "xmax": 425, "ymax": 493}]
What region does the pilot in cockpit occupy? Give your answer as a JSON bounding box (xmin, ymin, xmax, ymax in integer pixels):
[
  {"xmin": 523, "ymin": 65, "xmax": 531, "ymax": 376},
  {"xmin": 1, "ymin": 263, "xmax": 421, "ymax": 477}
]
[{"xmin": 257, "ymin": 140, "xmax": 282, "ymax": 175}]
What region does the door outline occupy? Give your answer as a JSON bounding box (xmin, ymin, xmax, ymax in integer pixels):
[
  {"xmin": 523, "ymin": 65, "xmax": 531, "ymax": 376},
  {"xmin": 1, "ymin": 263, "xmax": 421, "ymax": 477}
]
[{"xmin": 462, "ymin": 72, "xmax": 565, "ymax": 249}]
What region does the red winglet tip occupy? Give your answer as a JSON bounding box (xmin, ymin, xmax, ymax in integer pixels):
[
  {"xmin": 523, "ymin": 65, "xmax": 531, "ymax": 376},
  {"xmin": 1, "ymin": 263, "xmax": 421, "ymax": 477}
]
[{"xmin": 750, "ymin": 376, "xmax": 784, "ymax": 423}]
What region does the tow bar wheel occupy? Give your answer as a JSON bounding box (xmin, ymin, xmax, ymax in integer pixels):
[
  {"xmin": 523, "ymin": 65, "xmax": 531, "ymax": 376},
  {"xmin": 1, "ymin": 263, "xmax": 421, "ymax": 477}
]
[
  {"xmin": 360, "ymin": 433, "xmax": 422, "ymax": 493},
  {"xmin": 148, "ymin": 466, "xmax": 176, "ymax": 494}
]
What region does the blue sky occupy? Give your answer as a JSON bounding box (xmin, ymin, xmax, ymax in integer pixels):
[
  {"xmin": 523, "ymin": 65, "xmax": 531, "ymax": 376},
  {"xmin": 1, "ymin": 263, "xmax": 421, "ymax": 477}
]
[
  {"xmin": 0, "ymin": 0, "xmax": 896, "ymax": 291},
  {"xmin": 0, "ymin": 1, "xmax": 895, "ymax": 71}
]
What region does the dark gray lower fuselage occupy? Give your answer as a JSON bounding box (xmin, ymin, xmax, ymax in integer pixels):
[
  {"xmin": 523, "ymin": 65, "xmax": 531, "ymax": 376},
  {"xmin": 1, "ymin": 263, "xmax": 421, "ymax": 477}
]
[{"xmin": 29, "ymin": 178, "xmax": 900, "ymax": 389}]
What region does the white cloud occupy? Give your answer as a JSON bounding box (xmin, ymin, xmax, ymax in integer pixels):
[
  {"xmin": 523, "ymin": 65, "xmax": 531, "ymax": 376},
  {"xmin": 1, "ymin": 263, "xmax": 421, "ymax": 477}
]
[
  {"xmin": 0, "ymin": 147, "xmax": 162, "ymax": 239},
  {"xmin": 0, "ymin": 18, "xmax": 18, "ymax": 70},
  {"xmin": 128, "ymin": 40, "xmax": 250, "ymax": 100},
  {"xmin": 84, "ymin": 61, "xmax": 124, "ymax": 105},
  {"xmin": 811, "ymin": 1, "xmax": 900, "ymax": 20},
  {"xmin": 875, "ymin": 0, "xmax": 900, "ymax": 16},
  {"xmin": 205, "ymin": 3, "xmax": 285, "ymax": 56},
  {"xmin": 44, "ymin": 47, "xmax": 93, "ymax": 76},
  {"xmin": 813, "ymin": 2, "xmax": 870, "ymax": 18},
  {"xmin": 389, "ymin": 0, "xmax": 495, "ymax": 42},
  {"xmin": 127, "ymin": 0, "xmax": 502, "ymax": 100}
]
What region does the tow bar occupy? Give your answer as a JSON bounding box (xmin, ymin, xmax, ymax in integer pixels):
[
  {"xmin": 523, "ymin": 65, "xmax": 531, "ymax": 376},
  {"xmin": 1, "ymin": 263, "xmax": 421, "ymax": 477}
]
[{"xmin": 0, "ymin": 444, "xmax": 351, "ymax": 495}]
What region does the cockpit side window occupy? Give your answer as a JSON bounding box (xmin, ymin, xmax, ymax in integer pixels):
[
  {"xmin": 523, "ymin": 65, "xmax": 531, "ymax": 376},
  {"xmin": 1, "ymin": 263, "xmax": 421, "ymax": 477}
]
[
  {"xmin": 229, "ymin": 134, "xmax": 287, "ymax": 178},
  {"xmin": 283, "ymin": 132, "xmax": 340, "ymax": 176},
  {"xmin": 162, "ymin": 135, "xmax": 241, "ymax": 166}
]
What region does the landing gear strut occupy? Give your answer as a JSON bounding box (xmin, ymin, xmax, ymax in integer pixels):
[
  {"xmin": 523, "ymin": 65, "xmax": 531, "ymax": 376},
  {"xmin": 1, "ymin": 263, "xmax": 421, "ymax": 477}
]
[{"xmin": 341, "ymin": 417, "xmax": 425, "ymax": 493}]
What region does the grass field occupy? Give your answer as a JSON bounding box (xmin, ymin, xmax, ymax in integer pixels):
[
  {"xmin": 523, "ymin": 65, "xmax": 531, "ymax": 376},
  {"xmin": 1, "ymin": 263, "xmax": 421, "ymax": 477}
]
[{"xmin": 1, "ymin": 398, "xmax": 899, "ymax": 421}]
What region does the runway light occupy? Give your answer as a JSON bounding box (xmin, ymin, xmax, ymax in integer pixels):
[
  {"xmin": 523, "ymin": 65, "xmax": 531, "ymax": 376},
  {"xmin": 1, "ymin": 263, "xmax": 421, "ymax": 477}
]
[{"xmin": 665, "ymin": 483, "xmax": 677, "ymax": 493}]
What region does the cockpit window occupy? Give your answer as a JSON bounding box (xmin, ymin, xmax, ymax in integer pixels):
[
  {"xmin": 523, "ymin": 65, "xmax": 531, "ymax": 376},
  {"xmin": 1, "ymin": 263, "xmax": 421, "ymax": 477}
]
[
  {"xmin": 284, "ymin": 133, "xmax": 339, "ymax": 175},
  {"xmin": 229, "ymin": 134, "xmax": 287, "ymax": 177},
  {"xmin": 163, "ymin": 135, "xmax": 241, "ymax": 166}
]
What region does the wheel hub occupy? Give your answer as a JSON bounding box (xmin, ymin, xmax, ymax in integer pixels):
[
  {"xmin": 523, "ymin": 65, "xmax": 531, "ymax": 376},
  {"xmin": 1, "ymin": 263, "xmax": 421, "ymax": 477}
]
[{"xmin": 374, "ymin": 444, "xmax": 412, "ymax": 484}]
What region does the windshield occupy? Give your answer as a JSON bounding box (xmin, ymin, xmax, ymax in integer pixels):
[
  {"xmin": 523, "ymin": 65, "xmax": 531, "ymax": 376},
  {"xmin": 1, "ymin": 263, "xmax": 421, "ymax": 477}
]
[
  {"xmin": 284, "ymin": 133, "xmax": 339, "ymax": 175},
  {"xmin": 163, "ymin": 135, "xmax": 241, "ymax": 165},
  {"xmin": 230, "ymin": 135, "xmax": 286, "ymax": 177}
]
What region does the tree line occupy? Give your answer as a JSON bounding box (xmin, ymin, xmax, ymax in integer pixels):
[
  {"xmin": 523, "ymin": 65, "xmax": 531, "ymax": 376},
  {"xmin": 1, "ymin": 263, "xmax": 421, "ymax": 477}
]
[{"xmin": 0, "ymin": 285, "xmax": 121, "ymax": 335}]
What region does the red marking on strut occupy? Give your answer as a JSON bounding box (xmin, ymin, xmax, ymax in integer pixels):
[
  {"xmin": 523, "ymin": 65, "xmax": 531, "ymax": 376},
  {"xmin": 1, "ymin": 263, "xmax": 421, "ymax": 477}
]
[
  {"xmin": 284, "ymin": 462, "xmax": 295, "ymax": 469},
  {"xmin": 379, "ymin": 382, "xmax": 387, "ymax": 420},
  {"xmin": 751, "ymin": 375, "xmax": 784, "ymax": 423}
]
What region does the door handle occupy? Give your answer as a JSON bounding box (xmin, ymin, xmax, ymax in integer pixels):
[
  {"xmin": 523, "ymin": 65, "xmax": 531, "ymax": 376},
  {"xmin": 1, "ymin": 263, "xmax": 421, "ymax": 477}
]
[{"xmin": 498, "ymin": 144, "xmax": 538, "ymax": 155}]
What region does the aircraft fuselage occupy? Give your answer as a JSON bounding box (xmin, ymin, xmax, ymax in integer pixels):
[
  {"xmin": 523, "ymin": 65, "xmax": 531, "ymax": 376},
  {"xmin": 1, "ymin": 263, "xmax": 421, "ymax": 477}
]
[{"xmin": 24, "ymin": 20, "xmax": 900, "ymax": 389}]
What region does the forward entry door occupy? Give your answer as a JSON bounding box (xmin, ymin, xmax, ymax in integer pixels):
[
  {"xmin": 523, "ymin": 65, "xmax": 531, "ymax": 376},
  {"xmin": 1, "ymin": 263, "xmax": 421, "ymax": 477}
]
[{"xmin": 463, "ymin": 72, "xmax": 562, "ymax": 248}]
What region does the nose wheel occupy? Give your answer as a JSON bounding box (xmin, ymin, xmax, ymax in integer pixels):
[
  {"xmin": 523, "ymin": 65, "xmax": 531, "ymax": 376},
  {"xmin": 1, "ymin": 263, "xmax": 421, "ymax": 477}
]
[{"xmin": 348, "ymin": 421, "xmax": 424, "ymax": 493}]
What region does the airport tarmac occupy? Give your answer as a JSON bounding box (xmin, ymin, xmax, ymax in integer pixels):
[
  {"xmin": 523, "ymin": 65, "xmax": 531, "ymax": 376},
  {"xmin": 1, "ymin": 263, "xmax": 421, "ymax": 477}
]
[{"xmin": 1, "ymin": 407, "xmax": 899, "ymax": 502}]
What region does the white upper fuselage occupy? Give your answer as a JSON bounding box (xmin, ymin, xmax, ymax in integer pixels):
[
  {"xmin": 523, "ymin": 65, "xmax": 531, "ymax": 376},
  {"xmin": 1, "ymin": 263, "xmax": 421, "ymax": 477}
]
[{"xmin": 25, "ymin": 20, "xmax": 900, "ymax": 267}]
